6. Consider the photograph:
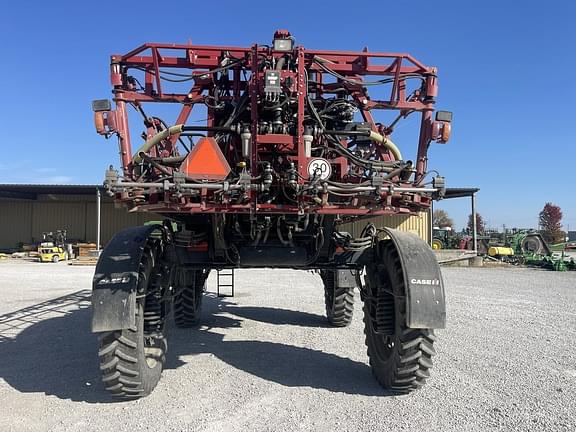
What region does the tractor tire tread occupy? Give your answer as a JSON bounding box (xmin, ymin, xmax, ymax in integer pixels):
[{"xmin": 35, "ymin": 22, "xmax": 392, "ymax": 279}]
[
  {"xmin": 174, "ymin": 272, "xmax": 205, "ymax": 328},
  {"xmin": 323, "ymin": 271, "xmax": 355, "ymax": 327},
  {"xmin": 98, "ymin": 326, "xmax": 145, "ymax": 398},
  {"xmin": 97, "ymin": 239, "xmax": 166, "ymax": 399},
  {"xmin": 363, "ymin": 242, "xmax": 437, "ymax": 395}
]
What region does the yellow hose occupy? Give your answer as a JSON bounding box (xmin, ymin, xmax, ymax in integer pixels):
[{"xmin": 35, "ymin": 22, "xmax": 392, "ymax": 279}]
[
  {"xmin": 368, "ymin": 131, "xmax": 403, "ymax": 161},
  {"xmin": 131, "ymin": 125, "xmax": 403, "ymax": 164},
  {"xmin": 132, "ymin": 125, "xmax": 184, "ymax": 164}
]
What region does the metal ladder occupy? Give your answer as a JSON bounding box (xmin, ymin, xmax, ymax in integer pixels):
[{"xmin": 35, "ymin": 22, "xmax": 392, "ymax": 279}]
[{"xmin": 217, "ymin": 269, "xmax": 235, "ymax": 297}]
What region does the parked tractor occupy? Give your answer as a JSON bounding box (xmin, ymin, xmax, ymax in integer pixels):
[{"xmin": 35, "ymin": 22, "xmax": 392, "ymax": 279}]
[
  {"xmin": 432, "ymin": 227, "xmax": 489, "ymax": 253},
  {"xmin": 91, "ymin": 31, "xmax": 451, "ymax": 398},
  {"xmin": 432, "ymin": 227, "xmax": 459, "ymax": 250}
]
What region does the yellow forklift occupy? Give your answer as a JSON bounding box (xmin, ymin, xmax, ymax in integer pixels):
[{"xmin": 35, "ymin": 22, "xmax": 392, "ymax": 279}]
[{"xmin": 38, "ymin": 230, "xmax": 68, "ymax": 263}]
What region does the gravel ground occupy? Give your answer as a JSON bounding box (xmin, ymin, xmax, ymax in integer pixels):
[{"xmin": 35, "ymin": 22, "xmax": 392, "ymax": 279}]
[{"xmin": 0, "ymin": 260, "xmax": 575, "ymax": 432}]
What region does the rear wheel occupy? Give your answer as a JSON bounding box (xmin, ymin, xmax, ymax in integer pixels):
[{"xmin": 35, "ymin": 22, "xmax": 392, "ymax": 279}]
[
  {"xmin": 174, "ymin": 269, "xmax": 209, "ymax": 328},
  {"xmin": 363, "ymin": 241, "xmax": 436, "ymax": 394},
  {"xmin": 97, "ymin": 238, "xmax": 168, "ymax": 398},
  {"xmin": 431, "ymin": 239, "xmax": 443, "ymax": 250},
  {"xmin": 321, "ymin": 270, "xmax": 354, "ymax": 327},
  {"xmin": 521, "ymin": 234, "xmax": 548, "ymax": 255}
]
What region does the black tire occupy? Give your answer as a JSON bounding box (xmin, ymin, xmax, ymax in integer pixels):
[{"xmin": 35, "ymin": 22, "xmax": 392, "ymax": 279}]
[
  {"xmin": 521, "ymin": 234, "xmax": 547, "ymax": 255},
  {"xmin": 52, "ymin": 255, "xmax": 59, "ymax": 263},
  {"xmin": 97, "ymin": 239, "xmax": 167, "ymax": 398},
  {"xmin": 363, "ymin": 241, "xmax": 436, "ymax": 394},
  {"xmin": 174, "ymin": 270, "xmax": 207, "ymax": 328},
  {"xmin": 321, "ymin": 270, "xmax": 354, "ymax": 327}
]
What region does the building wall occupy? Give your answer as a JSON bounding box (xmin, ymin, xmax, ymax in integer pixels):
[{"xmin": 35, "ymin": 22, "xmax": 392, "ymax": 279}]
[
  {"xmin": 0, "ymin": 194, "xmax": 430, "ymax": 249},
  {"xmin": 341, "ymin": 212, "xmax": 431, "ymax": 243},
  {"xmin": 1, "ymin": 200, "xmax": 34, "ymax": 249},
  {"xmin": 0, "ymin": 195, "xmax": 159, "ymax": 249}
]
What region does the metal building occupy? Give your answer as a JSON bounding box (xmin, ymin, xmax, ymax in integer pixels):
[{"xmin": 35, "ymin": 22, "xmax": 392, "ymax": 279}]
[{"xmin": 0, "ymin": 185, "xmax": 158, "ymax": 250}]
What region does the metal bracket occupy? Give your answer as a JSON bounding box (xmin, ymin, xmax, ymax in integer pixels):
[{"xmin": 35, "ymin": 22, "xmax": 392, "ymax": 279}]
[{"xmin": 336, "ymin": 269, "xmax": 357, "ymax": 288}]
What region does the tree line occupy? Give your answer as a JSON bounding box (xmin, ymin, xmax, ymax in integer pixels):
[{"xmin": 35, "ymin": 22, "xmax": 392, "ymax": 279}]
[{"xmin": 433, "ymin": 202, "xmax": 566, "ymax": 242}]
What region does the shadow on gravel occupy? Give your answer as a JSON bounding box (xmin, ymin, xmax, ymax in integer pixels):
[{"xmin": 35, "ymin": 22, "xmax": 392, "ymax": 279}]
[
  {"xmin": 167, "ymin": 295, "xmax": 387, "ymax": 396},
  {"xmin": 0, "ymin": 290, "xmax": 110, "ymax": 403},
  {"xmin": 223, "ymin": 305, "xmax": 331, "ymax": 328},
  {"xmin": 0, "ymin": 291, "xmax": 388, "ymax": 403}
]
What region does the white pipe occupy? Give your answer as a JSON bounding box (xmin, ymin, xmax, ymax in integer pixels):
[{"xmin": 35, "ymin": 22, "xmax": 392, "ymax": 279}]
[{"xmin": 96, "ymin": 188, "xmax": 101, "ymax": 252}]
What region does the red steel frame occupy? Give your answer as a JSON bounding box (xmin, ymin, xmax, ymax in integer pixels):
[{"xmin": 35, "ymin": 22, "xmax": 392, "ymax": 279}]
[{"xmin": 105, "ymin": 39, "xmax": 441, "ymax": 216}]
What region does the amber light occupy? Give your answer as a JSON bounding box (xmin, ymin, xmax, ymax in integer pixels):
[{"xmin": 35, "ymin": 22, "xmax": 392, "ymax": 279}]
[
  {"xmin": 94, "ymin": 112, "xmax": 106, "ymax": 134},
  {"xmin": 440, "ymin": 122, "xmax": 451, "ymax": 143}
]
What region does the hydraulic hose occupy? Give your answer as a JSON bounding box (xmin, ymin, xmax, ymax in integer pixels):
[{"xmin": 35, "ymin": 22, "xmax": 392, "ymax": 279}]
[
  {"xmin": 328, "ymin": 140, "xmax": 399, "ymax": 172},
  {"xmin": 181, "ymin": 126, "xmax": 233, "ymax": 134},
  {"xmin": 132, "ymin": 125, "xmax": 235, "ymax": 164},
  {"xmin": 369, "ymin": 132, "xmax": 402, "ymax": 161},
  {"xmin": 275, "ymin": 56, "xmax": 286, "ymax": 70},
  {"xmin": 324, "ymin": 129, "xmax": 403, "ymax": 161},
  {"xmin": 133, "ymin": 125, "xmax": 183, "ymax": 164}
]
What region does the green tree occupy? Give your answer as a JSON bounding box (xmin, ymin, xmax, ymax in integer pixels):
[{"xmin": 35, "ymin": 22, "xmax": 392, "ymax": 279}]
[{"xmin": 433, "ymin": 209, "xmax": 453, "ymax": 228}]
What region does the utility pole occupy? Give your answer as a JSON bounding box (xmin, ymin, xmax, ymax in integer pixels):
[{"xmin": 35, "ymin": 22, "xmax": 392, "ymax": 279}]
[
  {"xmin": 471, "ymin": 192, "xmax": 477, "ymax": 255},
  {"xmin": 96, "ymin": 188, "xmax": 101, "ymax": 252},
  {"xmin": 429, "ymin": 201, "xmax": 434, "ymax": 247}
]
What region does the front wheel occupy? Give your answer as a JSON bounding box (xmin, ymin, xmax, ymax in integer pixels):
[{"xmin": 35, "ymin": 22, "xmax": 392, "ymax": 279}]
[
  {"xmin": 363, "ymin": 241, "xmax": 436, "ymax": 394},
  {"xmin": 97, "ymin": 238, "xmax": 168, "ymax": 398}
]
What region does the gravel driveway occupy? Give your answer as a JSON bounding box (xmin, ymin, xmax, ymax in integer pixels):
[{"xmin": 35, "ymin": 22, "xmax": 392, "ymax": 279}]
[{"xmin": 0, "ymin": 261, "xmax": 575, "ymax": 431}]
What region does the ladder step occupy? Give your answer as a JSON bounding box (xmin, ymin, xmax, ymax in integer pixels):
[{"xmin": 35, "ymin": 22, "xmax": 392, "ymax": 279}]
[{"xmin": 217, "ymin": 269, "xmax": 235, "ymax": 297}]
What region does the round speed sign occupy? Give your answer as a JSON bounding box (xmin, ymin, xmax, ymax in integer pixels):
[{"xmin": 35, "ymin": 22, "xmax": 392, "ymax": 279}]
[{"xmin": 307, "ymin": 158, "xmax": 332, "ymax": 180}]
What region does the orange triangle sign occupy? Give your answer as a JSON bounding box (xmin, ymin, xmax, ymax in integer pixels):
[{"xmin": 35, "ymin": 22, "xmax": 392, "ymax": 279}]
[{"xmin": 181, "ymin": 137, "xmax": 231, "ymax": 180}]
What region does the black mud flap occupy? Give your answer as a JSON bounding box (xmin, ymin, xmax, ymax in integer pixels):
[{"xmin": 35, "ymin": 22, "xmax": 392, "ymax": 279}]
[
  {"xmin": 381, "ymin": 228, "xmax": 446, "ymax": 329},
  {"xmin": 91, "ymin": 225, "xmax": 162, "ymax": 332}
]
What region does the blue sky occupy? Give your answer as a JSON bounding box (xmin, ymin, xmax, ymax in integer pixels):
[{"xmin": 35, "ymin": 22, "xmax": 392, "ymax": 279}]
[{"xmin": 0, "ymin": 1, "xmax": 574, "ymax": 230}]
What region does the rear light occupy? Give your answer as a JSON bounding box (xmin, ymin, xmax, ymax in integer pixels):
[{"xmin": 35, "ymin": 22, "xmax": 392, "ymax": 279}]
[{"xmin": 92, "ymin": 100, "xmax": 117, "ymax": 136}]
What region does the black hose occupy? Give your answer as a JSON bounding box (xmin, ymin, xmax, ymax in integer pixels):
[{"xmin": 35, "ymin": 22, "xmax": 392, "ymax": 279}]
[
  {"xmin": 313, "ymin": 57, "xmax": 428, "ymax": 87},
  {"xmin": 153, "ymin": 116, "xmax": 191, "ymax": 153},
  {"xmin": 134, "ymin": 58, "xmax": 244, "ymax": 82},
  {"xmin": 305, "ymin": 227, "xmax": 324, "ymax": 266},
  {"xmin": 181, "ymin": 126, "xmax": 233, "ymax": 134},
  {"xmin": 328, "ymin": 142, "xmax": 398, "ymax": 172},
  {"xmin": 221, "ymin": 92, "xmax": 249, "ymax": 128},
  {"xmin": 139, "ymin": 153, "xmax": 172, "ymax": 176},
  {"xmin": 130, "ymin": 105, "xmax": 192, "ymax": 154},
  {"xmin": 324, "ymin": 129, "xmax": 371, "ymax": 138},
  {"xmin": 325, "ymin": 134, "xmax": 402, "ymax": 169}
]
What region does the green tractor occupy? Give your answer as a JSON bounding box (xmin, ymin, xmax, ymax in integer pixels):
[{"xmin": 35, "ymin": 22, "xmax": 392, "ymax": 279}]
[{"xmin": 432, "ymin": 227, "xmax": 461, "ymax": 250}]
